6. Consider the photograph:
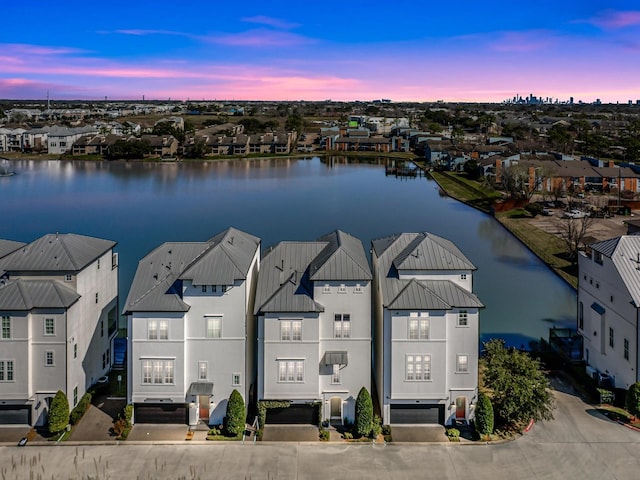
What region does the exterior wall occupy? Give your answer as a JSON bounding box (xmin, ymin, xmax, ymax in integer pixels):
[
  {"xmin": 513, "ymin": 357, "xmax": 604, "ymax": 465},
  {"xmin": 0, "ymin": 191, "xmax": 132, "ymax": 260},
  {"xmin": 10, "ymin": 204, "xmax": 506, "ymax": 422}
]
[
  {"xmin": 578, "ymin": 252, "xmax": 639, "ymax": 388},
  {"xmin": 397, "ymin": 270, "xmax": 472, "ymax": 291},
  {"xmin": 314, "ymin": 280, "xmax": 371, "ymax": 423}
]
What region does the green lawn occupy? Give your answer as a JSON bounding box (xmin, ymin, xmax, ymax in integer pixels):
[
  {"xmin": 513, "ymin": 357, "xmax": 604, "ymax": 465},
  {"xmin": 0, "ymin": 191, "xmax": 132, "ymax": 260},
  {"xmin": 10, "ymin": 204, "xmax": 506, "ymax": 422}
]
[{"xmin": 430, "ymin": 171, "xmax": 502, "ymax": 213}]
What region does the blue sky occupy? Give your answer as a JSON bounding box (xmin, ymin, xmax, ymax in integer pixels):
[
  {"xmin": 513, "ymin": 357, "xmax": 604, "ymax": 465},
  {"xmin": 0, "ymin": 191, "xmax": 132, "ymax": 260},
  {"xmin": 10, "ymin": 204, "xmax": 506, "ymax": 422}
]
[{"xmin": 1, "ymin": 1, "xmax": 639, "ymax": 102}]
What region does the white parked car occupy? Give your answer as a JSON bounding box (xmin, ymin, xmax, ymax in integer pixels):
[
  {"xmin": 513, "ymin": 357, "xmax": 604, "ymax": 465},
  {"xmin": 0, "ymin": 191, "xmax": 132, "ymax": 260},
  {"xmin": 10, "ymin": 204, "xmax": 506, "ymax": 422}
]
[{"xmin": 563, "ymin": 209, "xmax": 587, "ymax": 219}]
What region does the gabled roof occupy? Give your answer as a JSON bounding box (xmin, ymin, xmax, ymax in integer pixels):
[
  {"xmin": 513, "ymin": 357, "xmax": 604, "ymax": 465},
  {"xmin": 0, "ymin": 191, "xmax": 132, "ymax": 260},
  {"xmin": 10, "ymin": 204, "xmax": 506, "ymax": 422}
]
[
  {"xmin": 309, "ymin": 230, "xmax": 372, "ymax": 281},
  {"xmin": 1, "ymin": 233, "xmax": 115, "ymax": 273},
  {"xmin": 0, "ymin": 239, "xmax": 26, "ymax": 261},
  {"xmin": 0, "ymin": 279, "xmax": 80, "ymax": 310},
  {"xmin": 373, "ymin": 232, "xmax": 482, "ymax": 310},
  {"xmin": 124, "ymin": 227, "xmax": 259, "ymax": 314},
  {"xmin": 590, "ymin": 235, "xmax": 640, "ymax": 307}
]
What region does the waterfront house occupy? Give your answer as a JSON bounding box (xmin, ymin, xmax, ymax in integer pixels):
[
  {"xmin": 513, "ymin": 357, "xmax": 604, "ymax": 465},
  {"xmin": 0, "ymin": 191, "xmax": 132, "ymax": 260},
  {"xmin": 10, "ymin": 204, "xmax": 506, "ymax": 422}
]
[
  {"xmin": 578, "ymin": 235, "xmax": 640, "ymax": 389},
  {"xmin": 254, "ymin": 230, "xmax": 372, "ymax": 425},
  {"xmin": 372, "ymin": 232, "xmax": 483, "ymax": 426},
  {"xmin": 124, "ymin": 227, "xmax": 260, "ymax": 425},
  {"xmin": 0, "ymin": 233, "xmax": 118, "ymax": 426}
]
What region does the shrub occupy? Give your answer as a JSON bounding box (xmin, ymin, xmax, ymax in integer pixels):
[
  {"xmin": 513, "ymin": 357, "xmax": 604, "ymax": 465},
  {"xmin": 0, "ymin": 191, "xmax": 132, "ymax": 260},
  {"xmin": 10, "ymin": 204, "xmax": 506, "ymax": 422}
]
[
  {"xmin": 342, "ymin": 432, "xmax": 353, "ymax": 440},
  {"xmin": 598, "ymin": 388, "xmax": 615, "ymax": 405},
  {"xmin": 225, "ymin": 389, "xmax": 245, "ymax": 437},
  {"xmin": 355, "ymin": 387, "xmax": 373, "ymax": 437},
  {"xmin": 381, "ymin": 424, "xmax": 392, "ymax": 436},
  {"xmin": 319, "ymin": 429, "xmax": 330, "ymax": 441},
  {"xmin": 48, "ymin": 390, "xmax": 70, "ymax": 435},
  {"xmin": 371, "ymin": 414, "xmax": 382, "ymax": 438},
  {"xmin": 474, "ymin": 393, "xmax": 494, "ymax": 437},
  {"xmin": 446, "ymin": 428, "xmax": 460, "ymax": 442},
  {"xmin": 524, "ymin": 202, "xmax": 543, "ymax": 217},
  {"xmin": 70, "ymin": 392, "xmax": 92, "ymax": 425},
  {"xmin": 208, "ymin": 426, "xmax": 221, "ymax": 436},
  {"xmin": 113, "ymin": 404, "xmax": 133, "ymax": 440},
  {"xmin": 626, "ymin": 382, "xmax": 640, "ymax": 417}
]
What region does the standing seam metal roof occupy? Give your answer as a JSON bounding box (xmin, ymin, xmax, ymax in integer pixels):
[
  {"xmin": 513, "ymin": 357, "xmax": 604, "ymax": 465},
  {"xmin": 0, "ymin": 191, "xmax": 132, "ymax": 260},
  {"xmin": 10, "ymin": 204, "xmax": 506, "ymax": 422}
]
[
  {"xmin": 592, "ymin": 235, "xmax": 640, "ymax": 307},
  {"xmin": 0, "ymin": 279, "xmax": 81, "ymax": 310}
]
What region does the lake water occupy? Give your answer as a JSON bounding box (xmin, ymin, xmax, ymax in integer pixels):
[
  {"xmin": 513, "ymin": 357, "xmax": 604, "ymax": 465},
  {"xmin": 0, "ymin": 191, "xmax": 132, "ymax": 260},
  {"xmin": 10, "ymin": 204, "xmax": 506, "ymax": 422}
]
[{"xmin": 1, "ymin": 156, "xmax": 576, "ymax": 346}]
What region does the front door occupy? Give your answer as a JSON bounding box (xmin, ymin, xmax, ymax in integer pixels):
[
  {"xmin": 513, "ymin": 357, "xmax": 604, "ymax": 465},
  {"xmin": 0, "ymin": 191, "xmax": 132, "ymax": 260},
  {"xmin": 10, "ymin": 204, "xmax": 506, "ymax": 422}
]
[
  {"xmin": 455, "ymin": 397, "xmax": 466, "ymax": 420},
  {"xmin": 330, "ymin": 397, "xmax": 342, "ymax": 423},
  {"xmin": 198, "ymin": 396, "xmax": 209, "ymax": 420}
]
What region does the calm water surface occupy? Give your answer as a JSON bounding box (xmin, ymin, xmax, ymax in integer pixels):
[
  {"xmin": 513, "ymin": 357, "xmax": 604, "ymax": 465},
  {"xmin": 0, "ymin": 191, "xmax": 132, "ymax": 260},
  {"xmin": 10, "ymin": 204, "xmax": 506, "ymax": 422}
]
[{"xmin": 1, "ymin": 157, "xmax": 576, "ymax": 346}]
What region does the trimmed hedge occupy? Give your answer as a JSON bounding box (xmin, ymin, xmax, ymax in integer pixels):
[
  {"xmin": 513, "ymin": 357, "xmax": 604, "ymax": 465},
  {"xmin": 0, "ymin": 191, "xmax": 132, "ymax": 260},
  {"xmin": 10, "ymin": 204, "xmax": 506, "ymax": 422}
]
[
  {"xmin": 48, "ymin": 390, "xmax": 70, "ymax": 435},
  {"xmin": 626, "ymin": 382, "xmax": 640, "ymax": 417},
  {"xmin": 474, "ymin": 393, "xmax": 494, "ymax": 436},
  {"xmin": 70, "ymin": 392, "xmax": 92, "ymax": 425},
  {"xmin": 225, "ymin": 389, "xmax": 246, "ymax": 437},
  {"xmin": 355, "ymin": 387, "xmax": 373, "ymax": 437}
]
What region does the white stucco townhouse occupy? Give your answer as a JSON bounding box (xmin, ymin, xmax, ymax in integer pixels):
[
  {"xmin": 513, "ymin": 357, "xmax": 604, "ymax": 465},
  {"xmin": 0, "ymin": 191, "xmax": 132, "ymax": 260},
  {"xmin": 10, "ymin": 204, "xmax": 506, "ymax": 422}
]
[
  {"xmin": 124, "ymin": 227, "xmax": 260, "ymax": 426},
  {"xmin": 578, "ymin": 235, "xmax": 640, "ymax": 390},
  {"xmin": 255, "ymin": 230, "xmax": 372, "ymax": 426},
  {"xmin": 372, "ymin": 232, "xmax": 483, "ymax": 426},
  {"xmin": 0, "ymin": 234, "xmax": 118, "ymax": 426}
]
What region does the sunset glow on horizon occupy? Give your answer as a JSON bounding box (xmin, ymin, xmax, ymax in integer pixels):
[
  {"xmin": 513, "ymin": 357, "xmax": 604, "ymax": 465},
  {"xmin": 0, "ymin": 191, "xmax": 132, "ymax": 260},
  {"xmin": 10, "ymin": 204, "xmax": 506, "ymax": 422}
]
[{"xmin": 2, "ymin": 1, "xmax": 640, "ymax": 103}]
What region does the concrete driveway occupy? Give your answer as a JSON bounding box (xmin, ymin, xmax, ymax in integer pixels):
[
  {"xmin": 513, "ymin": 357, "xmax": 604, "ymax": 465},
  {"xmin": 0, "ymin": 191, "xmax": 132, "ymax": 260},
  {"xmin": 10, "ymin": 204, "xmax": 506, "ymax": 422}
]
[
  {"xmin": 68, "ymin": 395, "xmax": 125, "ymax": 442},
  {"xmin": 261, "ymin": 425, "xmax": 319, "ymax": 442},
  {"xmin": 0, "ymin": 426, "xmax": 31, "ymax": 444},
  {"xmin": 390, "ymin": 425, "xmax": 448, "ymax": 442}
]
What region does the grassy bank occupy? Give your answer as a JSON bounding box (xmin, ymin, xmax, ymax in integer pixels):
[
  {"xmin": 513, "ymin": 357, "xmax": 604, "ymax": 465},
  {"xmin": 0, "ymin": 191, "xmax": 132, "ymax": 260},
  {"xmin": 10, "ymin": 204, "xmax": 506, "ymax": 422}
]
[{"xmin": 431, "ymin": 171, "xmax": 577, "ymax": 288}]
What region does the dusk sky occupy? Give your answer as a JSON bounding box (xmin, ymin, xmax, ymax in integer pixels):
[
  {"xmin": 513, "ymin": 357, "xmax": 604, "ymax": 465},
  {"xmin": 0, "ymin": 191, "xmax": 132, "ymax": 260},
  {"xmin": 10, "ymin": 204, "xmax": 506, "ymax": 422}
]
[{"xmin": 2, "ymin": 1, "xmax": 640, "ymax": 103}]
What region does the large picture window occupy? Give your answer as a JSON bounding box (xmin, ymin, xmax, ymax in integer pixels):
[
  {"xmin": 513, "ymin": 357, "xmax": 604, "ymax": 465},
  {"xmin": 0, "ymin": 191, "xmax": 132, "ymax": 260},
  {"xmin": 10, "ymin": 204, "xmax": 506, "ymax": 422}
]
[
  {"xmin": 148, "ymin": 319, "xmax": 169, "ymax": 340},
  {"xmin": 334, "ymin": 314, "xmax": 351, "ymax": 338},
  {"xmin": 409, "ymin": 317, "xmax": 429, "ymax": 340},
  {"xmin": 142, "ymin": 359, "xmax": 175, "ymax": 384},
  {"xmin": 278, "ymin": 360, "xmax": 304, "ymax": 382},
  {"xmin": 406, "ymin": 354, "xmax": 431, "ymax": 381},
  {"xmin": 281, "ymin": 320, "xmax": 302, "ymax": 341}
]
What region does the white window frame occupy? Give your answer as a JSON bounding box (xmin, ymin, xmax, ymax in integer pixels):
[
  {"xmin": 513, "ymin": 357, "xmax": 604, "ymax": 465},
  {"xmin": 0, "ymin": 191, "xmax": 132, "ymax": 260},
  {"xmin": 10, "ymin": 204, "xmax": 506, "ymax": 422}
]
[
  {"xmin": 44, "ymin": 318, "xmax": 55, "ymax": 336},
  {"xmin": 322, "ymin": 284, "xmax": 331, "ymax": 294},
  {"xmin": 148, "ymin": 319, "xmax": 169, "ymax": 340},
  {"xmin": 460, "ymin": 273, "xmax": 467, "ymax": 280},
  {"xmin": 206, "ymin": 316, "xmax": 222, "ymax": 338},
  {"xmin": 624, "ymin": 338, "xmax": 630, "ymax": 361},
  {"xmin": 354, "ymin": 284, "xmax": 362, "ymax": 293},
  {"xmin": 281, "ymin": 320, "xmax": 302, "ymax": 341},
  {"xmin": 201, "ymin": 285, "xmax": 207, "ymax": 293},
  {"xmin": 409, "ymin": 317, "xmax": 429, "ymax": 340},
  {"xmin": 1, "ymin": 316, "xmax": 10, "ymax": 339},
  {"xmin": 278, "ymin": 360, "xmax": 304, "ymax": 383},
  {"xmin": 334, "ymin": 314, "xmax": 351, "ymax": 338},
  {"xmin": 65, "ymin": 274, "xmax": 72, "ymax": 282},
  {"xmin": 405, "ymin": 354, "xmax": 431, "ymax": 381},
  {"xmin": 456, "ymin": 354, "xmax": 469, "ymax": 373},
  {"xmin": 331, "ymin": 364, "xmax": 341, "ymax": 384},
  {"xmin": 0, "ymin": 360, "xmax": 15, "ymax": 382},
  {"xmin": 457, "ymin": 310, "xmax": 468, "ymax": 327},
  {"xmin": 338, "ymin": 284, "xmax": 347, "ymax": 294},
  {"xmin": 73, "ymin": 386, "xmax": 78, "ymax": 406},
  {"xmin": 198, "ymin": 361, "xmax": 208, "ymax": 380},
  {"xmin": 45, "ymin": 351, "xmax": 55, "ymax": 366},
  {"xmin": 142, "ymin": 359, "xmax": 175, "ymax": 385},
  {"xmin": 232, "ymin": 373, "xmax": 241, "ymax": 386}
]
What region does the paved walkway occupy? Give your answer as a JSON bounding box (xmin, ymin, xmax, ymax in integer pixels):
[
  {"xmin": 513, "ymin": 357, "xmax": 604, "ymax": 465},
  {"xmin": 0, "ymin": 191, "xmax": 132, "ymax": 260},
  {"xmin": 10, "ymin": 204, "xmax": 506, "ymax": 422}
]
[{"xmin": 68, "ymin": 395, "xmax": 125, "ymax": 442}]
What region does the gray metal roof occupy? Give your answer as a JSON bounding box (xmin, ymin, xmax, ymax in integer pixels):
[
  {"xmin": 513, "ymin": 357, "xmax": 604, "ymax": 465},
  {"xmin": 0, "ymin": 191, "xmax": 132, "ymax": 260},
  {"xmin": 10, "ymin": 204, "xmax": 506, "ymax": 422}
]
[
  {"xmin": 373, "ymin": 232, "xmax": 482, "ymax": 310},
  {"xmin": 187, "ymin": 382, "xmax": 214, "ymax": 396},
  {"xmin": 255, "ymin": 231, "xmax": 371, "ymax": 315},
  {"xmin": 324, "ymin": 351, "xmax": 348, "ymax": 366},
  {"xmin": 0, "ymin": 279, "xmax": 80, "ymax": 310},
  {"xmin": 594, "ymin": 235, "xmax": 640, "ymax": 307},
  {"xmin": 0, "ymin": 240, "xmax": 25, "ymax": 260},
  {"xmin": 124, "ymin": 227, "xmax": 259, "ymax": 314},
  {"xmin": 1, "ymin": 233, "xmax": 116, "ymax": 273}
]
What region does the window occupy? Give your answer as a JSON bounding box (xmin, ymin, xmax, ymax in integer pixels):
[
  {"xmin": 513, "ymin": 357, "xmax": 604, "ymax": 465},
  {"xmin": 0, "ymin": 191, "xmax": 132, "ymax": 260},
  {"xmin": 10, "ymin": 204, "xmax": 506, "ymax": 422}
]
[
  {"xmin": 97, "ymin": 259, "xmax": 100, "ymax": 270},
  {"xmin": 281, "ymin": 320, "xmax": 302, "ymax": 341},
  {"xmin": 73, "ymin": 343, "xmax": 77, "ymax": 359},
  {"xmin": 457, "ymin": 310, "xmax": 468, "ymax": 327},
  {"xmin": 142, "ymin": 360, "xmax": 175, "ymax": 384},
  {"xmin": 334, "ymin": 314, "xmax": 351, "ymax": 338},
  {"xmin": 73, "ymin": 386, "xmax": 78, "ymax": 406},
  {"xmin": 1, "ymin": 316, "xmax": 10, "ymax": 339},
  {"xmin": 112, "ymin": 253, "xmax": 118, "ymax": 269},
  {"xmin": 102, "ymin": 352, "xmax": 107, "ymax": 369},
  {"xmin": 65, "ymin": 274, "xmax": 72, "ymax": 282},
  {"xmin": 222, "ymin": 285, "xmax": 227, "ymax": 293},
  {"xmin": 95, "ymin": 292, "xmax": 99, "ymax": 304},
  {"xmin": 578, "ymin": 302, "xmax": 584, "ymax": 330},
  {"xmin": 323, "ymin": 284, "xmax": 331, "ymax": 293},
  {"xmin": 232, "ymin": 373, "xmax": 241, "ymax": 386},
  {"xmin": 457, "ymin": 354, "xmax": 469, "ymax": 373},
  {"xmin": 206, "ymin": 316, "xmax": 222, "ymax": 338},
  {"xmin": 610, "ymin": 295, "xmax": 614, "ymax": 303},
  {"xmin": 624, "ymin": 338, "xmax": 630, "ymax": 361},
  {"xmin": 201, "ymin": 285, "xmax": 207, "ymax": 293},
  {"xmin": 198, "ymin": 361, "xmax": 208, "ymax": 380},
  {"xmin": 609, "ymin": 327, "xmax": 615, "ymax": 348},
  {"xmin": 0, "ymin": 360, "xmax": 14, "ymax": 381},
  {"xmin": 338, "ymin": 284, "xmax": 347, "ymax": 294},
  {"xmin": 331, "ymin": 364, "xmax": 341, "ymax": 384},
  {"xmin": 460, "ymin": 273, "xmax": 467, "ymax": 280},
  {"xmin": 212, "ymin": 285, "xmax": 217, "ymax": 293},
  {"xmin": 409, "ymin": 317, "xmax": 429, "ymax": 340},
  {"xmin": 594, "ymin": 251, "xmax": 603, "ymax": 265},
  {"xmin": 44, "ymin": 318, "xmax": 55, "ymax": 336},
  {"xmin": 45, "ymin": 351, "xmax": 54, "ymax": 366},
  {"xmin": 354, "ymin": 284, "xmax": 362, "ymax": 293},
  {"xmin": 278, "ymin": 360, "xmax": 304, "ymax": 382},
  {"xmin": 100, "ymin": 319, "xmax": 104, "ymax": 337},
  {"xmin": 148, "ymin": 319, "xmax": 169, "ymax": 340},
  {"xmin": 406, "ymin": 355, "xmax": 431, "ymax": 381}
]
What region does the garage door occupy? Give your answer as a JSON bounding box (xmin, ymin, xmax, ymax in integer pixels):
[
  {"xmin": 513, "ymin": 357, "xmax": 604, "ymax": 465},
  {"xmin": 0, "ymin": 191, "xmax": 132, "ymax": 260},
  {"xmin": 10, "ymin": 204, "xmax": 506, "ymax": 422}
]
[
  {"xmin": 390, "ymin": 404, "xmax": 444, "ymax": 425},
  {"xmin": 266, "ymin": 404, "xmax": 319, "ymax": 425},
  {"xmin": 0, "ymin": 405, "xmax": 31, "ymax": 425},
  {"xmin": 134, "ymin": 404, "xmax": 187, "ymax": 424}
]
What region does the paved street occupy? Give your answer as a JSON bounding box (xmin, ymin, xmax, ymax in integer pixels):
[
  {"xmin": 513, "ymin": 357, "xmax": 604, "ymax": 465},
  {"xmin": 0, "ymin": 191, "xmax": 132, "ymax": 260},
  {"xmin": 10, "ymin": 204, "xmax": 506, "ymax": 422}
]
[{"xmin": 1, "ymin": 381, "xmax": 639, "ymax": 479}]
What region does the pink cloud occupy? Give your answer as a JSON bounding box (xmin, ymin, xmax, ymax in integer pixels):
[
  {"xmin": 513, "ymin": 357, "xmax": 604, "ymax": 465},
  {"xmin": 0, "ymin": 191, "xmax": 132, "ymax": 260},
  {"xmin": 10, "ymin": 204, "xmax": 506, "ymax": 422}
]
[
  {"xmin": 2, "ymin": 43, "xmax": 87, "ymax": 55},
  {"xmin": 588, "ymin": 10, "xmax": 640, "ymax": 29},
  {"xmin": 205, "ymin": 29, "xmax": 315, "ymax": 47},
  {"xmin": 241, "ymin": 16, "xmax": 299, "ymax": 30}
]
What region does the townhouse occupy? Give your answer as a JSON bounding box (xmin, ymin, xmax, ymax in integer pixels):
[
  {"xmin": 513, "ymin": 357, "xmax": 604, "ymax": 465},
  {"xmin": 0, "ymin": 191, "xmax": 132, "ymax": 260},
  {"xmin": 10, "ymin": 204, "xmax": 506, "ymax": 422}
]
[
  {"xmin": 0, "ymin": 234, "xmax": 118, "ymax": 426},
  {"xmin": 578, "ymin": 235, "xmax": 640, "ymax": 390},
  {"xmin": 124, "ymin": 228, "xmax": 260, "ymax": 425},
  {"xmin": 254, "ymin": 230, "xmax": 372, "ymax": 425},
  {"xmin": 372, "ymin": 232, "xmax": 483, "ymax": 426}
]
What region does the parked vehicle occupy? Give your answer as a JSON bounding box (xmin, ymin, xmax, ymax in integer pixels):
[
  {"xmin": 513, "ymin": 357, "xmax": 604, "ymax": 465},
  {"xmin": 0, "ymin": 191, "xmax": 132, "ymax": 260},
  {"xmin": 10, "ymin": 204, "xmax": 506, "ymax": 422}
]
[
  {"xmin": 541, "ymin": 208, "xmax": 553, "ymax": 216},
  {"xmin": 563, "ymin": 209, "xmax": 586, "ymax": 219}
]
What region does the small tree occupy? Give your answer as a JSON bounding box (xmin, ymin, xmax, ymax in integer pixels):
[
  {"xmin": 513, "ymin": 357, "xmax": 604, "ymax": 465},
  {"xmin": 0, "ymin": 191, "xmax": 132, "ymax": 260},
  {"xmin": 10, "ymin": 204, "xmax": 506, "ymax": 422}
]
[
  {"xmin": 48, "ymin": 390, "xmax": 70, "ymax": 435},
  {"xmin": 355, "ymin": 387, "xmax": 373, "ymax": 437},
  {"xmin": 626, "ymin": 382, "xmax": 640, "ymax": 418},
  {"xmin": 474, "ymin": 393, "xmax": 494, "ymax": 437},
  {"xmin": 224, "ymin": 389, "xmax": 245, "ymax": 437}
]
